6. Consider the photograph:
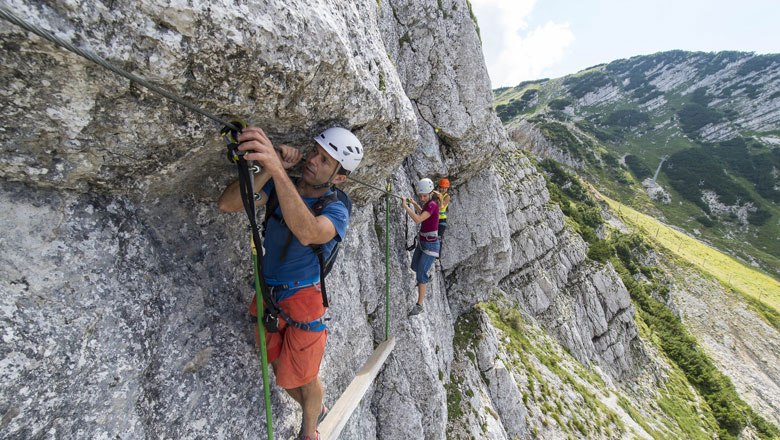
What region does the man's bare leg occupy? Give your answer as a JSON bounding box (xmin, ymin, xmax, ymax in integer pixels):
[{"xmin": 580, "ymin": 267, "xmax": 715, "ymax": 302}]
[
  {"xmin": 300, "ymin": 376, "xmax": 323, "ymax": 438},
  {"xmin": 272, "ymin": 361, "xmax": 303, "ymax": 404},
  {"xmin": 286, "ymin": 387, "xmax": 304, "ymax": 405}
]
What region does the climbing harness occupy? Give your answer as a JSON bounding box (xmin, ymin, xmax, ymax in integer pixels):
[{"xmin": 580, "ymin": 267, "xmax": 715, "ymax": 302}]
[
  {"xmin": 404, "ymin": 198, "xmax": 439, "ymax": 251},
  {"xmin": 418, "ymin": 230, "xmax": 439, "ymax": 240}
]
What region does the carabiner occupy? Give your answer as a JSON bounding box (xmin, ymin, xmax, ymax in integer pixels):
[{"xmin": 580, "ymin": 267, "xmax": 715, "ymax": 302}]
[{"xmin": 221, "ymin": 119, "xmax": 248, "ymax": 163}]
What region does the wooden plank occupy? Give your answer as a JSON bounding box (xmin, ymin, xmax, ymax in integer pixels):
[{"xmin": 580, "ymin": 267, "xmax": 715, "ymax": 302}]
[{"xmin": 318, "ymin": 337, "xmax": 396, "ymax": 440}]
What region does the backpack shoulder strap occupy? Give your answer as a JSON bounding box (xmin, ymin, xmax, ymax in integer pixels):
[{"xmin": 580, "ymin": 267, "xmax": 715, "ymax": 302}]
[
  {"xmin": 262, "ymin": 185, "xmax": 281, "ymax": 232},
  {"xmin": 310, "ymin": 187, "xmax": 352, "ymax": 308}
]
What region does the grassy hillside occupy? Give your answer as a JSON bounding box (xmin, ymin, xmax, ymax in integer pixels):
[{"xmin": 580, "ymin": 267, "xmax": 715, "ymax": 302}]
[
  {"xmin": 537, "ymin": 160, "xmax": 780, "ymax": 439},
  {"xmin": 599, "ymin": 192, "xmax": 780, "ymax": 331}
]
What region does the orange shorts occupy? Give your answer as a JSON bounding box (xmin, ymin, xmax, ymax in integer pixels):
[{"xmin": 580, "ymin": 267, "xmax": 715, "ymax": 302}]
[{"xmin": 248, "ymin": 285, "xmax": 327, "ymax": 390}]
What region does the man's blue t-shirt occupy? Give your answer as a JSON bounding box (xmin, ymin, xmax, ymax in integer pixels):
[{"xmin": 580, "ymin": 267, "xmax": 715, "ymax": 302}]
[{"xmin": 261, "ymin": 180, "xmax": 349, "ymax": 286}]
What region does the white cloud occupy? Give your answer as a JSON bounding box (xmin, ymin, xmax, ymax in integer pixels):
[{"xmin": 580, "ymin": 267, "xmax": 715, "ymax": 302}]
[{"xmin": 471, "ymin": 0, "xmax": 575, "ymax": 87}]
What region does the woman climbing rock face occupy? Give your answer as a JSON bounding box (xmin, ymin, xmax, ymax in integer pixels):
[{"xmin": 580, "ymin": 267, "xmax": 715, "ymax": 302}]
[{"xmin": 401, "ymin": 178, "xmax": 440, "ymax": 316}]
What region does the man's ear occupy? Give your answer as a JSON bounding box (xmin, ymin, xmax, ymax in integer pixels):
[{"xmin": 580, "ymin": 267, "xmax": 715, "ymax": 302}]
[{"xmin": 332, "ymin": 174, "xmax": 348, "ymax": 185}]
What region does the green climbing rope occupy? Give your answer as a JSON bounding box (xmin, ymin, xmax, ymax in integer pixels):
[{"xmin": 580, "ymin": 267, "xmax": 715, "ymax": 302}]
[
  {"xmin": 251, "ymin": 240, "xmax": 274, "ymax": 440},
  {"xmin": 385, "ymin": 180, "xmax": 391, "ymax": 340}
]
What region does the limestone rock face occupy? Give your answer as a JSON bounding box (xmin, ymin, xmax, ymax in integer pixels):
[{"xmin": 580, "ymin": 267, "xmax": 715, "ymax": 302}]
[
  {"xmin": 0, "ymin": 0, "xmax": 418, "ymax": 198},
  {"xmin": 1, "ymin": 1, "xmax": 645, "ymax": 439},
  {"xmin": 492, "ymin": 151, "xmax": 641, "ymax": 380},
  {"xmin": 378, "ymin": 0, "xmax": 506, "ymax": 180}
]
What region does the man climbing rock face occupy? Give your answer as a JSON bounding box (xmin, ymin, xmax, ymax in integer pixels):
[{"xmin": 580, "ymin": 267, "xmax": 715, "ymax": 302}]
[{"xmin": 218, "ymin": 126, "xmax": 363, "ymax": 440}]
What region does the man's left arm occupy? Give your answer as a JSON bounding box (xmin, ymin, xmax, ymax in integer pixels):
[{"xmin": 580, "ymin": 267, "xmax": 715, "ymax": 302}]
[{"xmin": 272, "ymin": 174, "xmax": 339, "ymax": 245}]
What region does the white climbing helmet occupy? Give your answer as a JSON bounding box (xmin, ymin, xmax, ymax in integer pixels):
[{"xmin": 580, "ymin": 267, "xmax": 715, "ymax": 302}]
[
  {"xmin": 416, "ymin": 178, "xmax": 435, "ymax": 194},
  {"xmin": 314, "ymin": 127, "xmax": 364, "ymax": 173}
]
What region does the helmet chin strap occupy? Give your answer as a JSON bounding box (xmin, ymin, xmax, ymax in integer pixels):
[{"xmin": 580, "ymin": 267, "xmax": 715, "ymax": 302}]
[{"xmin": 309, "ymin": 165, "xmax": 342, "ymax": 190}]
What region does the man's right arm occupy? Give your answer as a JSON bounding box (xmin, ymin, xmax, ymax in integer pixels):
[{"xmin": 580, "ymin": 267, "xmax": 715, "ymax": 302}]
[
  {"xmin": 217, "ymin": 168, "xmax": 272, "ymax": 212},
  {"xmin": 217, "ymin": 141, "xmax": 303, "ymax": 213}
]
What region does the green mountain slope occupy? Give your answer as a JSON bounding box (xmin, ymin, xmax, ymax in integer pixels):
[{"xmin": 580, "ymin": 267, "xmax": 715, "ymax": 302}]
[
  {"xmin": 495, "ymin": 51, "xmax": 780, "ymax": 278},
  {"xmin": 534, "ymin": 159, "xmax": 780, "ymax": 438}
]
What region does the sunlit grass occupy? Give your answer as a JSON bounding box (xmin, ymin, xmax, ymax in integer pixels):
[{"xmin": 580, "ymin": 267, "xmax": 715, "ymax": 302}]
[{"xmin": 598, "ymin": 192, "xmax": 780, "ymax": 313}]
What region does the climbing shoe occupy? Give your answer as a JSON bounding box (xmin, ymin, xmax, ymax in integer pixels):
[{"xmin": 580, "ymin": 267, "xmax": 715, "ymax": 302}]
[
  {"xmin": 298, "ymin": 431, "xmax": 319, "ymax": 440},
  {"xmin": 408, "ymin": 303, "xmax": 424, "ymax": 316},
  {"xmin": 318, "ymin": 404, "xmax": 329, "ymax": 425},
  {"xmin": 298, "ymin": 405, "xmax": 328, "ymax": 439}
]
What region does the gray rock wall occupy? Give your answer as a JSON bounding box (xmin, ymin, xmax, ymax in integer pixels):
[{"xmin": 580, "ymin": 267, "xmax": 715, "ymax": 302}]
[{"xmin": 1, "ymin": 1, "xmax": 643, "ymax": 439}]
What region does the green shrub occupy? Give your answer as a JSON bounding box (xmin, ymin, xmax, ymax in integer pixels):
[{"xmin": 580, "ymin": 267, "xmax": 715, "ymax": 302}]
[
  {"xmin": 605, "ymin": 109, "xmax": 650, "ymax": 128},
  {"xmin": 625, "ymin": 155, "xmax": 653, "ymax": 180},
  {"xmin": 564, "ymin": 71, "xmax": 613, "ymax": 98},
  {"xmin": 549, "ymin": 98, "xmax": 572, "ymax": 110},
  {"xmin": 695, "ymin": 215, "xmax": 715, "ymax": 227},
  {"xmin": 587, "ymin": 240, "xmax": 613, "ymax": 263},
  {"xmin": 538, "ymin": 122, "xmax": 587, "ymax": 160},
  {"xmin": 677, "ymin": 103, "xmax": 723, "ymax": 137},
  {"xmin": 496, "ymin": 89, "xmax": 538, "ymax": 121},
  {"xmin": 698, "ymin": 51, "xmax": 744, "ymax": 77},
  {"xmin": 575, "ymin": 120, "xmax": 620, "ymax": 143},
  {"xmin": 747, "ymin": 209, "xmax": 772, "ymax": 226},
  {"xmin": 737, "ymin": 54, "xmax": 780, "ymax": 76},
  {"xmin": 603, "ymin": 152, "xmax": 620, "ymax": 168},
  {"xmin": 710, "ymin": 138, "xmax": 780, "ymax": 203},
  {"xmin": 631, "ymin": 84, "xmax": 662, "ymax": 104},
  {"xmin": 689, "ymin": 87, "xmax": 713, "ymax": 106},
  {"xmin": 612, "ymin": 233, "xmax": 646, "ymax": 267},
  {"xmin": 512, "ymin": 78, "xmax": 549, "ymax": 90},
  {"xmin": 539, "ymin": 159, "xmax": 593, "ymax": 205},
  {"xmin": 664, "ymin": 148, "xmax": 759, "ymax": 212},
  {"xmin": 539, "ymin": 159, "xmax": 611, "ymax": 250}
]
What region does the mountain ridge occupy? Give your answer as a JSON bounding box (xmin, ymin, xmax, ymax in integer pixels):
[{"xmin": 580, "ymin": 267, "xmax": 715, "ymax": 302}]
[{"xmin": 495, "ymin": 50, "xmax": 780, "ymax": 279}]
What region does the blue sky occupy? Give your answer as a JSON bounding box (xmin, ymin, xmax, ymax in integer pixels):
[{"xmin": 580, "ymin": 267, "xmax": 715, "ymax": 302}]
[{"xmin": 470, "ymin": 0, "xmax": 780, "ymax": 87}]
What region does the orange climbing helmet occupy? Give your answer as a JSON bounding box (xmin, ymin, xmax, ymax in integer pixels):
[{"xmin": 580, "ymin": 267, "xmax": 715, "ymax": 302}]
[{"xmin": 438, "ymin": 178, "xmax": 450, "ymax": 188}]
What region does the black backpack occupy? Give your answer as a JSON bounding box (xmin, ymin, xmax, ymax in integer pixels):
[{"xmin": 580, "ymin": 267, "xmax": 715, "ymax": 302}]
[{"xmin": 262, "ymin": 184, "xmax": 352, "ymax": 307}]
